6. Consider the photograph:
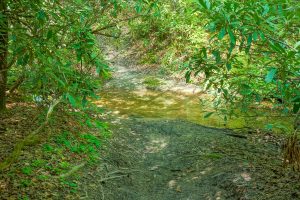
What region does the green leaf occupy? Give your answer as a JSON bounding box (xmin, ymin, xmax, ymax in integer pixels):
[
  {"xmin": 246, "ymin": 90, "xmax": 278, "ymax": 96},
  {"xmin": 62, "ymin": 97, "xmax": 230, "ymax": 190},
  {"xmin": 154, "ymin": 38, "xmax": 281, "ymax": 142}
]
[
  {"xmin": 240, "ymin": 84, "xmax": 252, "ymax": 95},
  {"xmin": 226, "ymin": 63, "xmax": 232, "ymax": 71},
  {"xmin": 66, "ymin": 93, "xmax": 76, "ymax": 107},
  {"xmin": 218, "ymin": 27, "xmax": 226, "ymax": 40},
  {"xmin": 204, "ymin": 112, "xmax": 214, "ymax": 118},
  {"xmin": 294, "ymin": 41, "xmax": 300, "ymax": 49},
  {"xmin": 265, "ymin": 124, "xmax": 273, "ymax": 130},
  {"xmin": 50, "ymin": 73, "xmax": 65, "ymax": 87},
  {"xmin": 37, "ymin": 10, "xmax": 46, "ymax": 21},
  {"xmin": 247, "ymin": 34, "xmax": 252, "ymax": 46},
  {"xmin": 262, "ymin": 4, "xmax": 270, "ymax": 16},
  {"xmin": 185, "ymin": 71, "xmax": 191, "ymax": 83},
  {"xmin": 265, "ymin": 68, "xmax": 277, "ymax": 83},
  {"xmin": 196, "ymin": 0, "xmax": 206, "ymax": 9},
  {"xmin": 212, "ymin": 50, "xmax": 221, "ymax": 63},
  {"xmin": 47, "ymin": 30, "xmax": 53, "ymax": 39},
  {"xmin": 292, "ymin": 96, "xmax": 300, "ymax": 103},
  {"xmin": 22, "ymin": 167, "xmax": 33, "ymax": 176},
  {"xmin": 82, "ymin": 96, "xmax": 88, "ymax": 107},
  {"xmin": 201, "ymin": 47, "xmax": 207, "ymax": 59},
  {"xmin": 259, "ymin": 31, "xmax": 265, "ymax": 41},
  {"xmin": 293, "ymin": 103, "xmax": 300, "ymax": 114},
  {"xmin": 253, "ymin": 31, "xmax": 258, "ymax": 41},
  {"xmin": 268, "ymin": 41, "xmax": 285, "ymax": 53},
  {"xmin": 246, "ymin": 34, "xmax": 252, "ymax": 53},
  {"xmin": 207, "ymin": 22, "xmax": 216, "ymax": 32},
  {"xmin": 197, "ymin": 0, "xmax": 210, "ymax": 9},
  {"xmin": 205, "ymin": 0, "xmax": 211, "ymax": 9},
  {"xmin": 227, "ymin": 28, "xmax": 236, "ymax": 44},
  {"xmin": 135, "ymin": 2, "xmax": 142, "ymax": 13}
]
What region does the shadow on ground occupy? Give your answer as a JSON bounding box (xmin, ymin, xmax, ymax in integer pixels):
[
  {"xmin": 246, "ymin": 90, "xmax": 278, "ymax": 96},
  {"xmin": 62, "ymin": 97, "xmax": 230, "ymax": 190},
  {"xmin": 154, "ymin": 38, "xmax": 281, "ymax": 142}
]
[{"xmin": 79, "ymin": 118, "xmax": 299, "ymax": 200}]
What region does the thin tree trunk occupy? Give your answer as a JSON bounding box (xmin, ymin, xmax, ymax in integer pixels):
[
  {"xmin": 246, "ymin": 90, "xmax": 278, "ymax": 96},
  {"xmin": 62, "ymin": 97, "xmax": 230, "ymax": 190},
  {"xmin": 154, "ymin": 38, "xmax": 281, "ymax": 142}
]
[
  {"xmin": 8, "ymin": 74, "xmax": 25, "ymax": 95},
  {"xmin": 0, "ymin": 0, "xmax": 8, "ymax": 111}
]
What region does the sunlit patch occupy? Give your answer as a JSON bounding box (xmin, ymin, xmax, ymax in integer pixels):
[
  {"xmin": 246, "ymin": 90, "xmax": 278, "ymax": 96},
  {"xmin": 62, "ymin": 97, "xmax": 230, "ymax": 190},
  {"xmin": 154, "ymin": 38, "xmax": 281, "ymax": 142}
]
[
  {"xmin": 149, "ymin": 165, "xmax": 160, "ymax": 171},
  {"xmin": 215, "ymin": 191, "xmax": 222, "ymax": 200},
  {"xmin": 168, "ymin": 180, "xmax": 177, "ymax": 189},
  {"xmin": 200, "ymin": 167, "xmax": 212, "ymax": 175},
  {"xmin": 145, "ymin": 137, "xmax": 168, "ymax": 153},
  {"xmin": 241, "ymin": 172, "xmax": 251, "ymax": 181},
  {"xmin": 132, "ymin": 89, "xmax": 158, "ymax": 97},
  {"xmin": 95, "ymin": 87, "xmax": 293, "ymax": 132}
]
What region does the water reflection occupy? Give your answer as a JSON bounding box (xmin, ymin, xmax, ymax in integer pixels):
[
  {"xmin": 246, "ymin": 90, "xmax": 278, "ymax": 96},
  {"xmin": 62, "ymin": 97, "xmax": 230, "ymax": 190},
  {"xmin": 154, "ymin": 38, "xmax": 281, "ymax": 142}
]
[{"xmin": 95, "ymin": 88, "xmax": 293, "ymax": 133}]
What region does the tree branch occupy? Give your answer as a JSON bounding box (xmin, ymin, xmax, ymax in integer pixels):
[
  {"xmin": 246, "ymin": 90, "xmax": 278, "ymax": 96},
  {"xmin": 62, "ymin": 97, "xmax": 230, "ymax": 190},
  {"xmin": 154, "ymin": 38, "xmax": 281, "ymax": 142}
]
[{"xmin": 92, "ymin": 15, "xmax": 144, "ymax": 34}]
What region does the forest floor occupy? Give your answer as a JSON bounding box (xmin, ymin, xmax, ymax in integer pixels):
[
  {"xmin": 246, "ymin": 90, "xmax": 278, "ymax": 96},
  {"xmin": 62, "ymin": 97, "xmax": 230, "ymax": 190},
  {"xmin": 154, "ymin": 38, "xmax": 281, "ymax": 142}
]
[
  {"xmin": 0, "ymin": 44, "xmax": 298, "ymax": 199},
  {"xmin": 77, "ymin": 46, "xmax": 300, "ymax": 200}
]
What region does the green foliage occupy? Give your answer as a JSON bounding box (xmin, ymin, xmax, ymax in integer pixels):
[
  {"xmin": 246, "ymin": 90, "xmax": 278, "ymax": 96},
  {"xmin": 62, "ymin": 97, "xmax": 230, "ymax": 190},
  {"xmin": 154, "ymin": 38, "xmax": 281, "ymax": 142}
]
[
  {"xmin": 1, "ymin": 0, "xmax": 146, "ymax": 109},
  {"xmin": 54, "ymin": 131, "xmax": 101, "ymax": 156},
  {"xmin": 21, "ymin": 167, "xmax": 33, "ymax": 176},
  {"xmin": 42, "ymin": 144, "xmax": 54, "ymax": 152},
  {"xmin": 61, "ymin": 180, "xmax": 78, "ymax": 193},
  {"xmin": 20, "ymin": 179, "xmax": 32, "ymax": 187},
  {"xmin": 128, "ymin": 0, "xmax": 207, "ymax": 73},
  {"xmin": 187, "ymin": 0, "xmax": 300, "ymax": 128},
  {"xmin": 130, "ymin": 0, "xmax": 299, "ymax": 131},
  {"xmin": 31, "ymin": 159, "xmax": 46, "ymax": 168}
]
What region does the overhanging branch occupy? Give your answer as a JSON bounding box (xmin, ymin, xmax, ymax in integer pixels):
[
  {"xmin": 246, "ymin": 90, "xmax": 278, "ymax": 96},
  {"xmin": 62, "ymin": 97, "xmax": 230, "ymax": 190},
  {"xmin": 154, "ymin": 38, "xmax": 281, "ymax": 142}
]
[{"xmin": 92, "ymin": 15, "xmax": 144, "ymax": 34}]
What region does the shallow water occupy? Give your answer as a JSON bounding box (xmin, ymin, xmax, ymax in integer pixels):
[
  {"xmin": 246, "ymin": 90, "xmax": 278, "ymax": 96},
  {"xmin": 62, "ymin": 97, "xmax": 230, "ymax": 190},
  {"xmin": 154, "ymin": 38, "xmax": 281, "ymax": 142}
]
[
  {"xmin": 96, "ymin": 87, "xmax": 293, "ymax": 132},
  {"xmin": 95, "ymin": 46, "xmax": 293, "ymax": 133}
]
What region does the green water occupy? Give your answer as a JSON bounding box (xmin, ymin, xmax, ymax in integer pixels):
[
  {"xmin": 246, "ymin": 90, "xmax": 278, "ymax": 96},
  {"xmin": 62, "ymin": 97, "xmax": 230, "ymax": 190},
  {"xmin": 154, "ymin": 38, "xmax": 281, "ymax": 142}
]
[{"xmin": 96, "ymin": 87, "xmax": 293, "ymax": 133}]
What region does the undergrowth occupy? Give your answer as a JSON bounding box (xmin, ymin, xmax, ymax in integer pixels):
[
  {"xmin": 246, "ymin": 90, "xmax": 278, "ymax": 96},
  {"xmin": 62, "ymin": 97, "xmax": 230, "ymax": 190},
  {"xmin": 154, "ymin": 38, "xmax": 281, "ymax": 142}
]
[{"xmin": 0, "ymin": 103, "xmax": 110, "ymax": 199}]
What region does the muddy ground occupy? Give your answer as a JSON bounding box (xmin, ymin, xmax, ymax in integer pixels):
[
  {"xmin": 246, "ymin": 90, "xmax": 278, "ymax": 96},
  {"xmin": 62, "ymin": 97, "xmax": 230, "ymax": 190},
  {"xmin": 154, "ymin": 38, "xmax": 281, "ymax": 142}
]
[{"xmin": 79, "ymin": 117, "xmax": 299, "ymax": 200}]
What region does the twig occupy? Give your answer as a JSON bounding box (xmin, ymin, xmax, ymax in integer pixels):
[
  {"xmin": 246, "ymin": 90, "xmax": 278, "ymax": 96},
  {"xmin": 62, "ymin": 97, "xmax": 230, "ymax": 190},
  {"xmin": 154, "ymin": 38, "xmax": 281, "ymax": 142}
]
[
  {"xmin": 97, "ymin": 33, "xmax": 121, "ymax": 38},
  {"xmin": 99, "ymin": 174, "xmax": 127, "ymax": 183}
]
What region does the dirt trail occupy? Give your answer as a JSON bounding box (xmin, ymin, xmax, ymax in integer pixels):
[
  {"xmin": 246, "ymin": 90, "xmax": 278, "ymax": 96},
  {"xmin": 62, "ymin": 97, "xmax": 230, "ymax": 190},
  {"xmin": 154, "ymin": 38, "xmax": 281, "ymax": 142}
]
[{"xmin": 78, "ymin": 46, "xmax": 299, "ymax": 200}]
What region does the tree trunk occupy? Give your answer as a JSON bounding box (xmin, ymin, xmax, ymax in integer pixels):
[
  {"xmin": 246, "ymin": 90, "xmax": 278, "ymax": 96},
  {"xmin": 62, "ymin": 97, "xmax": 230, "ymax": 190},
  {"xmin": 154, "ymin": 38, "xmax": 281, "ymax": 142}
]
[{"xmin": 0, "ymin": 0, "xmax": 8, "ymax": 111}]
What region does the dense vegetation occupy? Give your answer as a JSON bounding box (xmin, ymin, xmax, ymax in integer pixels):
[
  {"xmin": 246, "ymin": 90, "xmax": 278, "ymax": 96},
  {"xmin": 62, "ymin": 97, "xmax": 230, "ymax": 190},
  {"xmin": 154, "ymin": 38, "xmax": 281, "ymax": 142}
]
[
  {"xmin": 129, "ymin": 0, "xmax": 299, "ymax": 129},
  {"xmin": 0, "ymin": 0, "xmax": 299, "ymax": 198},
  {"xmin": 126, "ymin": 0, "xmax": 300, "ymax": 165},
  {"xmin": 0, "ymin": 0, "xmax": 126, "ymax": 111}
]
